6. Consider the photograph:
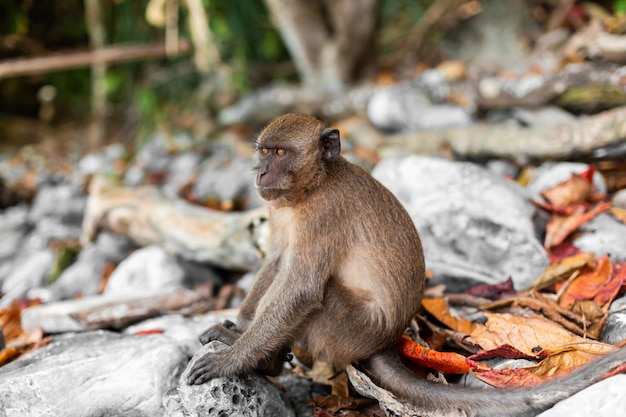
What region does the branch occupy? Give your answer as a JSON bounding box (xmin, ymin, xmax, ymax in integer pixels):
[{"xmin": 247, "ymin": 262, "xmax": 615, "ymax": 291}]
[
  {"xmin": 0, "ymin": 40, "xmax": 191, "ymax": 79},
  {"xmin": 81, "ymin": 177, "xmax": 268, "ymax": 271},
  {"xmin": 385, "ymin": 104, "xmax": 626, "ymax": 159}
]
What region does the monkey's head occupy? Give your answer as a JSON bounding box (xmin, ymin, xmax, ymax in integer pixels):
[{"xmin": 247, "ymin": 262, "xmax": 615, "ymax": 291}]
[{"xmin": 253, "ymin": 113, "xmax": 340, "ymax": 206}]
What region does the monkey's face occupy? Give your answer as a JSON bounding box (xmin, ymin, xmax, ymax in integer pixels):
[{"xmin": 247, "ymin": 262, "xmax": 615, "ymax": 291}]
[
  {"xmin": 253, "ymin": 144, "xmax": 295, "ymax": 203},
  {"xmin": 252, "ymin": 114, "xmax": 341, "ymax": 206}
]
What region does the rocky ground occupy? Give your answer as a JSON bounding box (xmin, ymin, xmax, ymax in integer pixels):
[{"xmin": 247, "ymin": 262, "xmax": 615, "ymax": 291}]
[{"xmin": 2, "ymin": 100, "xmax": 626, "ymax": 416}]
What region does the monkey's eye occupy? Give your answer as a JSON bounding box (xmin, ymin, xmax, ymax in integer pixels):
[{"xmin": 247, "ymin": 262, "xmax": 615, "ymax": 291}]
[
  {"xmin": 261, "ymin": 148, "xmax": 270, "ymax": 155},
  {"xmin": 276, "ymin": 149, "xmax": 286, "ymax": 156}
]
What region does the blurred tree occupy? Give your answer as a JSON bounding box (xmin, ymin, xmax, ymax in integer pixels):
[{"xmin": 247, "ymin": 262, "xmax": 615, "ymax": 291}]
[{"xmin": 263, "ymin": 0, "xmax": 378, "ymax": 89}]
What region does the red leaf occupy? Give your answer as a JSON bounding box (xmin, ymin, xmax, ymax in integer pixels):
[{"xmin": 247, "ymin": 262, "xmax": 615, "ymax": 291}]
[
  {"xmin": 465, "ymin": 277, "xmax": 516, "ymax": 300},
  {"xmin": 469, "ymin": 344, "xmax": 538, "ymax": 361},
  {"xmin": 134, "ymin": 329, "xmax": 164, "ymax": 335}
]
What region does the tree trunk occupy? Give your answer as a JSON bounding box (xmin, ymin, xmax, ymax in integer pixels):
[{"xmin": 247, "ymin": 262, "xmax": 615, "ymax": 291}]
[{"xmin": 263, "ymin": 0, "xmax": 377, "ymax": 89}]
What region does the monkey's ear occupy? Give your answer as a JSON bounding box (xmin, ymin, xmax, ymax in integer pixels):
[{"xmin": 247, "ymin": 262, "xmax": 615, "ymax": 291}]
[{"xmin": 321, "ymin": 128, "xmax": 341, "ymax": 159}]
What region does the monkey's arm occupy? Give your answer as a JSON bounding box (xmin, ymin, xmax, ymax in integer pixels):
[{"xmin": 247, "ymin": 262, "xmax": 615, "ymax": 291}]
[
  {"xmin": 187, "ymin": 253, "xmax": 327, "ymax": 384},
  {"xmin": 197, "ymin": 256, "xmax": 281, "ymax": 346}
]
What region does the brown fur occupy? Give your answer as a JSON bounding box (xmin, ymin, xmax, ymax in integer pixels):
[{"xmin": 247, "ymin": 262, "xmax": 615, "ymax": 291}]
[{"xmin": 188, "ymin": 114, "xmax": 626, "ymax": 417}]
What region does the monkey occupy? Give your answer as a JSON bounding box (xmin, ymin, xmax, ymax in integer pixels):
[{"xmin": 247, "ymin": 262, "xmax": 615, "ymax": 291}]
[{"xmin": 187, "ymin": 113, "xmax": 626, "ymax": 417}]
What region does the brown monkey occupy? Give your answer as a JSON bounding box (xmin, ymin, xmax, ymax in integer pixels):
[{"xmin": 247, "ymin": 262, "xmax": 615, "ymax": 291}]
[{"xmin": 188, "ymin": 114, "xmax": 626, "ymax": 417}]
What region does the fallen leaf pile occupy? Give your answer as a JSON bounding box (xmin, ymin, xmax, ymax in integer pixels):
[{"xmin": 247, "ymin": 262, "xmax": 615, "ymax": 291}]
[
  {"xmin": 394, "ymin": 165, "xmax": 626, "ymax": 395},
  {"xmin": 0, "ymin": 299, "xmax": 49, "ymax": 367}
]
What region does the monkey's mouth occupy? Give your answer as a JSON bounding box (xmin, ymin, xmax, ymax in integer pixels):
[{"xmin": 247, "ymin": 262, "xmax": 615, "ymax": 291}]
[{"xmin": 256, "ymin": 186, "xmax": 289, "ymax": 201}]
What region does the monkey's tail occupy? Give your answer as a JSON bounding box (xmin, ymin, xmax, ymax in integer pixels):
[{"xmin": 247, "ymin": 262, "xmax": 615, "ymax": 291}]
[{"xmin": 361, "ymin": 346, "xmax": 626, "ymax": 417}]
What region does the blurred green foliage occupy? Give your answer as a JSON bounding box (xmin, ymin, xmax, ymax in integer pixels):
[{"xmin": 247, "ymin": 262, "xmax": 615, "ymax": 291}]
[{"xmin": 0, "ymin": 0, "xmax": 433, "ymax": 127}]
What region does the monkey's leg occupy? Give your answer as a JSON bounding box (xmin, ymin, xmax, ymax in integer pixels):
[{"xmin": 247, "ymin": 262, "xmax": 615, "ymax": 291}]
[{"xmin": 187, "ymin": 263, "xmax": 325, "ymax": 384}]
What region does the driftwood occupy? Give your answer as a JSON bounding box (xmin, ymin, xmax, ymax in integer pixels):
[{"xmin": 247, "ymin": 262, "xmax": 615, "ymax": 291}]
[
  {"xmin": 81, "ymin": 177, "xmax": 268, "ymax": 271},
  {"xmin": 0, "ymin": 40, "xmax": 191, "ymax": 79},
  {"xmin": 21, "ymin": 288, "xmax": 213, "ymax": 333},
  {"xmin": 384, "ymin": 104, "xmax": 626, "ymax": 159}
]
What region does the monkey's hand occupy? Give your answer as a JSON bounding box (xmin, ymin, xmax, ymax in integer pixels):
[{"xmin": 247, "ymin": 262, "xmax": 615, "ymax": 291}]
[
  {"xmin": 198, "ymin": 320, "xmax": 242, "ymax": 345},
  {"xmin": 186, "ymin": 347, "xmax": 240, "ymax": 385}
]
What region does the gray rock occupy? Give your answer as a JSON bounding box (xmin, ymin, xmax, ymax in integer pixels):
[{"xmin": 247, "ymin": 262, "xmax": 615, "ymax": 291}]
[
  {"xmin": 367, "ymin": 77, "xmax": 473, "ymax": 133},
  {"xmin": 0, "ymin": 205, "xmax": 29, "ymax": 281},
  {"xmin": 32, "ymin": 244, "xmax": 106, "ymax": 302},
  {"xmin": 104, "ymin": 246, "xmax": 221, "ymax": 297},
  {"xmin": 73, "ymin": 143, "xmax": 126, "ymax": 185},
  {"xmin": 0, "ymin": 331, "xmax": 187, "ymax": 417},
  {"xmin": 163, "ymin": 341, "xmax": 294, "ymax": 417},
  {"xmin": 536, "ymin": 374, "xmax": 626, "ymax": 417},
  {"xmin": 373, "ymin": 155, "xmax": 548, "ymax": 290},
  {"xmin": 28, "ymin": 183, "xmax": 86, "ymax": 225},
  {"xmin": 612, "ymin": 189, "xmax": 626, "ymax": 210},
  {"xmin": 23, "ymin": 217, "xmax": 82, "ymax": 251},
  {"xmin": 193, "ymin": 157, "xmax": 256, "ymax": 207},
  {"xmin": 602, "ymin": 296, "xmax": 626, "ymax": 345},
  {"xmin": 105, "ymin": 246, "xmax": 186, "ymax": 296},
  {"xmin": 0, "ymin": 249, "xmax": 54, "ymax": 307},
  {"xmin": 162, "ymin": 151, "xmax": 203, "ymax": 199},
  {"xmin": 573, "ymin": 214, "xmax": 626, "ymax": 261},
  {"xmin": 124, "ymin": 311, "xmax": 239, "ymax": 357},
  {"xmin": 94, "ymin": 231, "xmax": 138, "ymax": 264}
]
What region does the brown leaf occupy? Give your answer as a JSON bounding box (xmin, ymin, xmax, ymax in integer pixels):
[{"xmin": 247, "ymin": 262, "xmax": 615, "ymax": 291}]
[
  {"xmin": 470, "ymin": 312, "xmax": 613, "ymax": 356},
  {"xmin": 541, "ymin": 173, "xmax": 593, "ymax": 207},
  {"xmin": 422, "ymin": 298, "xmax": 474, "ymax": 334},
  {"xmin": 309, "ymin": 395, "xmax": 385, "ymax": 417},
  {"xmin": 472, "ymin": 367, "xmax": 545, "ymax": 388},
  {"xmin": 544, "ymin": 202, "xmax": 611, "ymax": 248},
  {"xmin": 530, "ymin": 346, "xmax": 614, "ymax": 379},
  {"xmin": 531, "ymin": 252, "xmax": 596, "ymax": 290},
  {"xmin": 610, "ymin": 207, "xmax": 626, "ymax": 224}
]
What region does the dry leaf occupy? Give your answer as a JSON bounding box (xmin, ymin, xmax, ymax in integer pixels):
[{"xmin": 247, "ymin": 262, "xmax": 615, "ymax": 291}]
[
  {"xmin": 541, "ymin": 173, "xmax": 592, "ymax": 207},
  {"xmin": 547, "ymin": 242, "xmax": 582, "ymax": 262},
  {"xmin": 531, "ymin": 252, "xmax": 596, "ymax": 290},
  {"xmin": 544, "ymin": 202, "xmax": 611, "ymax": 248},
  {"xmin": 470, "ymin": 312, "xmax": 613, "ymax": 356},
  {"xmin": 610, "ymin": 207, "xmax": 626, "ymax": 224},
  {"xmin": 557, "ymin": 256, "xmax": 611, "ymax": 309},
  {"xmin": 398, "ymin": 336, "xmax": 488, "ymax": 374},
  {"xmin": 465, "ymin": 277, "xmax": 516, "ymax": 300},
  {"xmin": 469, "ymin": 344, "xmax": 538, "ymax": 361},
  {"xmin": 472, "ymin": 367, "xmax": 545, "ymax": 388},
  {"xmin": 422, "ymin": 298, "xmax": 474, "ymax": 334},
  {"xmin": 309, "ymin": 395, "xmax": 385, "ymax": 417}
]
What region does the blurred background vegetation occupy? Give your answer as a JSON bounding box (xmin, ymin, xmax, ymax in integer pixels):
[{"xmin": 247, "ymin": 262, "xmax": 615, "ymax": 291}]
[{"xmin": 0, "ymin": 0, "xmax": 433, "ymax": 137}]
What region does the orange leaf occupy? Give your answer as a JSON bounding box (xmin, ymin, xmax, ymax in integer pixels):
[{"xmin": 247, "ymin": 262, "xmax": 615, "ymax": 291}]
[
  {"xmin": 594, "ymin": 261, "xmax": 626, "ymax": 307},
  {"xmin": 557, "ymin": 256, "xmax": 612, "ymax": 309},
  {"xmin": 398, "ymin": 336, "xmax": 487, "ymax": 374},
  {"xmin": 421, "ymin": 298, "xmax": 473, "ymax": 334},
  {"xmin": 541, "ymin": 173, "xmax": 592, "ymax": 208},
  {"xmin": 544, "ymin": 201, "xmax": 611, "ymax": 248}
]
